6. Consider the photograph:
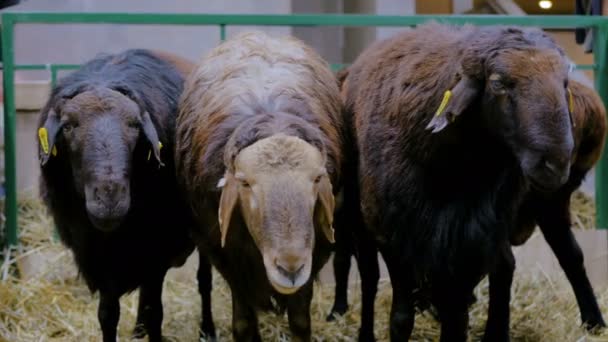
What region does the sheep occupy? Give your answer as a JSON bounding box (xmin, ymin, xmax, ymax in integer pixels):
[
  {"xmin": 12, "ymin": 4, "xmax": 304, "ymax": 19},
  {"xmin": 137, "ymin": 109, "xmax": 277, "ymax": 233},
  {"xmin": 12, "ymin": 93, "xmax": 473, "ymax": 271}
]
[
  {"xmin": 325, "ymin": 67, "xmax": 382, "ymax": 337},
  {"xmin": 340, "ymin": 23, "xmax": 576, "ymax": 341},
  {"xmin": 483, "ymin": 76, "xmax": 607, "ymax": 339},
  {"xmin": 330, "ymin": 76, "xmax": 608, "ymax": 340},
  {"xmin": 37, "ymin": 49, "xmax": 216, "ymax": 342},
  {"xmin": 329, "ymin": 76, "xmax": 608, "ymax": 340},
  {"xmin": 175, "ymin": 31, "xmax": 343, "ymax": 341}
]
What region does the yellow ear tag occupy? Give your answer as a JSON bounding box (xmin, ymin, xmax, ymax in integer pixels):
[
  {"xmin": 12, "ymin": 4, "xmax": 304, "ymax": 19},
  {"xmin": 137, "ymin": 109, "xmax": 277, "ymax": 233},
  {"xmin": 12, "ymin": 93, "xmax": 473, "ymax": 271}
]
[
  {"xmin": 567, "ymin": 88, "xmax": 574, "ymax": 114},
  {"xmin": 38, "ymin": 128, "xmax": 50, "ymax": 154},
  {"xmin": 435, "ymin": 90, "xmax": 453, "ymax": 117},
  {"xmin": 52, "ymin": 146, "xmax": 58, "ymax": 156},
  {"xmin": 147, "ymin": 142, "xmax": 163, "ymax": 161}
]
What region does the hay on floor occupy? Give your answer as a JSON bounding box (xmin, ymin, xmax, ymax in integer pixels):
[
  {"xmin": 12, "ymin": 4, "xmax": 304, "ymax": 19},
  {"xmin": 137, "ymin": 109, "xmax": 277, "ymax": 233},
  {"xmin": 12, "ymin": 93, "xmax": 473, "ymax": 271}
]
[{"xmin": 0, "ymin": 192, "xmax": 605, "ymax": 341}]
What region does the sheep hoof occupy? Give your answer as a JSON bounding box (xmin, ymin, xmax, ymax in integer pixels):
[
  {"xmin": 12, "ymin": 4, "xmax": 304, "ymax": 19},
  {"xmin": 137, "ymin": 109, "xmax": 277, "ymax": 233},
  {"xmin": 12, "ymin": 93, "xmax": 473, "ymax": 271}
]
[
  {"xmin": 326, "ymin": 312, "xmax": 339, "ymax": 322},
  {"xmin": 199, "ymin": 331, "xmax": 217, "ymax": 342},
  {"xmin": 131, "ymin": 323, "xmax": 147, "ymax": 339},
  {"xmin": 326, "ymin": 305, "xmax": 348, "ymax": 321},
  {"xmin": 583, "ymin": 319, "xmax": 606, "ymax": 333},
  {"xmin": 358, "ymin": 327, "xmax": 376, "ymax": 342}
]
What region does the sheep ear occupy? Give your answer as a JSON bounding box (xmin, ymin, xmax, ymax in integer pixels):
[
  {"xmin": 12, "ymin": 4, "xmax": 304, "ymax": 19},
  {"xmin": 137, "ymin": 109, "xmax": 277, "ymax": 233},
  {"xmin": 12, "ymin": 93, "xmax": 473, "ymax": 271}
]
[
  {"xmin": 426, "ymin": 76, "xmax": 480, "ymax": 133},
  {"xmin": 38, "ymin": 110, "xmax": 61, "ymax": 166},
  {"xmin": 141, "ymin": 111, "xmax": 164, "ymax": 167},
  {"xmin": 316, "ymin": 175, "xmax": 335, "ymax": 243},
  {"xmin": 218, "ymin": 173, "xmax": 238, "ymax": 247}
]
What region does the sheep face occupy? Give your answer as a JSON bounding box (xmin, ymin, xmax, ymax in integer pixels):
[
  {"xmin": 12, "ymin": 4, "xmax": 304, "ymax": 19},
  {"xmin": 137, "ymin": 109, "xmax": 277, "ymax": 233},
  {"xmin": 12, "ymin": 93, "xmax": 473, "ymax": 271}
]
[
  {"xmin": 429, "ymin": 46, "xmax": 574, "ymax": 192},
  {"xmin": 482, "ymin": 49, "xmax": 574, "ymax": 191},
  {"xmin": 38, "ymin": 88, "xmax": 163, "ymax": 231},
  {"xmin": 218, "ymin": 135, "xmax": 335, "ymax": 294}
]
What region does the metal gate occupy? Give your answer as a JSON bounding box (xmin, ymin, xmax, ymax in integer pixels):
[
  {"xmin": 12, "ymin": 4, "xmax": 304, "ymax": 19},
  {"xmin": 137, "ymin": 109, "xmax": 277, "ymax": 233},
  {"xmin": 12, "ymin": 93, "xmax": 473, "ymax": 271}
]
[{"xmin": 2, "ymin": 12, "xmax": 607, "ymax": 247}]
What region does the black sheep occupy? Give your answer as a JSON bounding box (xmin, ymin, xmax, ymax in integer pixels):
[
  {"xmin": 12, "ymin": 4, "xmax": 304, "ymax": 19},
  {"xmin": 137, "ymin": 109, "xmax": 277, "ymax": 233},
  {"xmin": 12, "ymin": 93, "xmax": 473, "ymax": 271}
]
[{"xmin": 37, "ymin": 49, "xmax": 215, "ymax": 342}]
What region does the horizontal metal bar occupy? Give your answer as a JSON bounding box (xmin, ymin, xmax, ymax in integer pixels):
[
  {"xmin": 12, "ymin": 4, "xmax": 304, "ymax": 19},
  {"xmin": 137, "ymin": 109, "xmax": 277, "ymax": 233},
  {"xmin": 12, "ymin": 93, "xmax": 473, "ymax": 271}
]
[
  {"xmin": 14, "ymin": 64, "xmax": 48, "ymax": 70},
  {"xmin": 50, "ymin": 64, "xmax": 80, "ymax": 70},
  {"xmin": 2, "ymin": 13, "xmax": 607, "ymax": 29},
  {"xmin": 14, "ymin": 63, "xmax": 80, "ymax": 70},
  {"xmin": 575, "ymin": 64, "xmax": 597, "ymax": 70},
  {"xmin": 14, "ymin": 62, "xmax": 596, "ymax": 73},
  {"xmin": 330, "ymin": 63, "xmax": 348, "ymax": 71}
]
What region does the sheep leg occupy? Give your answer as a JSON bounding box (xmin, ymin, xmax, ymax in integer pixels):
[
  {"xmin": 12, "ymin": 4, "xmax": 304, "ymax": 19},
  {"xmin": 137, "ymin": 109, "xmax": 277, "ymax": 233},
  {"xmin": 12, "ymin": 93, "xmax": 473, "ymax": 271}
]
[
  {"xmin": 287, "ymin": 283, "xmax": 313, "ymax": 342},
  {"xmin": 537, "ymin": 197, "xmax": 606, "ymax": 330},
  {"xmin": 132, "ymin": 299, "xmax": 146, "ymax": 338},
  {"xmin": 435, "ymin": 285, "xmax": 472, "ymax": 342},
  {"xmin": 482, "ymin": 243, "xmax": 515, "ymax": 342},
  {"xmin": 132, "ymin": 271, "xmax": 166, "ymax": 342},
  {"xmin": 232, "ymin": 294, "xmax": 261, "ymax": 342},
  {"xmin": 132, "ymin": 278, "xmax": 157, "ymax": 338},
  {"xmin": 355, "ymin": 233, "xmax": 380, "ymax": 342},
  {"xmin": 98, "ymin": 291, "xmax": 120, "ymax": 342},
  {"xmin": 382, "ymin": 250, "xmax": 415, "ymax": 341},
  {"xmin": 198, "ymin": 252, "xmax": 217, "ymax": 341},
  {"xmin": 327, "ymin": 228, "xmax": 352, "ymax": 321},
  {"xmin": 132, "ymin": 314, "xmax": 146, "ymax": 338}
]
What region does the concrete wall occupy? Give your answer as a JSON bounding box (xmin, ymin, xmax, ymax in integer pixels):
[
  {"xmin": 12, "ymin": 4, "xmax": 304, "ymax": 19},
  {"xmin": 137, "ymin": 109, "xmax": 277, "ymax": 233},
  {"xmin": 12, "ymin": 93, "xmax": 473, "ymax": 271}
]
[
  {"xmin": 10, "ymin": 0, "xmax": 292, "ymax": 79},
  {"xmin": 8, "ymin": 0, "xmax": 416, "ymax": 76},
  {"xmin": 315, "ymin": 230, "xmax": 608, "ymax": 290}
]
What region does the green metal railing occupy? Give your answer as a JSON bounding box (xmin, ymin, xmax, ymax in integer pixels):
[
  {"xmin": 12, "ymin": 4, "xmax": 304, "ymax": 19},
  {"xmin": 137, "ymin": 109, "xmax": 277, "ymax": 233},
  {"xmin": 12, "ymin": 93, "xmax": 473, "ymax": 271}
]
[{"xmin": 2, "ymin": 13, "xmax": 608, "ymax": 247}]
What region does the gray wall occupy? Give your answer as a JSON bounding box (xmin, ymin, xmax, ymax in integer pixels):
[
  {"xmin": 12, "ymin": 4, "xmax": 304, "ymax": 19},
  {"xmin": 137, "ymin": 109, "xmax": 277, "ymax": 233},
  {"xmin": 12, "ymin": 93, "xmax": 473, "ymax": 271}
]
[
  {"xmin": 9, "ymin": 0, "xmax": 292, "ymax": 79},
  {"xmin": 7, "ymin": 0, "xmax": 417, "ymax": 77}
]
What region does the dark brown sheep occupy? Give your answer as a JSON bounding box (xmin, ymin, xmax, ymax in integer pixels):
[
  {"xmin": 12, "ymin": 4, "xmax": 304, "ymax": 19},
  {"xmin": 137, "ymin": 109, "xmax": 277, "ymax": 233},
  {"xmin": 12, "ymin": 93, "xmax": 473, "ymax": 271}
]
[
  {"xmin": 341, "ymin": 23, "xmax": 576, "ymax": 341},
  {"xmin": 327, "ymin": 69, "xmax": 381, "ymax": 332},
  {"xmin": 329, "ymin": 78, "xmax": 608, "ymax": 340},
  {"xmin": 37, "ymin": 49, "xmax": 215, "ymax": 342},
  {"xmin": 176, "ymin": 31, "xmax": 343, "ymax": 341},
  {"xmin": 483, "ymin": 76, "xmax": 606, "ymax": 338}
]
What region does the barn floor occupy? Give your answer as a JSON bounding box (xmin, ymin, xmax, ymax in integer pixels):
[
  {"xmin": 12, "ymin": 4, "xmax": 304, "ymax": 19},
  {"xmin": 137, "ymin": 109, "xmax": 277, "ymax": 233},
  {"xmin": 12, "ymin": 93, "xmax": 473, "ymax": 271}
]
[{"xmin": 0, "ymin": 196, "xmax": 607, "ymax": 342}]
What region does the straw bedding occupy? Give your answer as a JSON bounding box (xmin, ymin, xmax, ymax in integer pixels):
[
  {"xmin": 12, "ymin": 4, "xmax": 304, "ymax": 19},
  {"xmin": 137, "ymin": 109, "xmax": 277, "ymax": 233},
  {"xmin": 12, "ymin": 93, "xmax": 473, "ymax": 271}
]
[{"xmin": 0, "ymin": 193, "xmax": 606, "ymax": 341}]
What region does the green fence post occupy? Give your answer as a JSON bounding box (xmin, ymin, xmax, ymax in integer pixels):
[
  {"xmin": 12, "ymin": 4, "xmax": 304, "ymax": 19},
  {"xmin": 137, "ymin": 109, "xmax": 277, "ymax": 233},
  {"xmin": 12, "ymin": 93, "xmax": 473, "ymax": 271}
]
[
  {"xmin": 594, "ymin": 23, "xmax": 608, "ymax": 229},
  {"xmin": 220, "ymin": 24, "xmax": 226, "ymax": 41},
  {"xmin": 50, "ymin": 65, "xmax": 58, "ymax": 88},
  {"xmin": 1, "ymin": 14, "xmax": 18, "ymax": 246}
]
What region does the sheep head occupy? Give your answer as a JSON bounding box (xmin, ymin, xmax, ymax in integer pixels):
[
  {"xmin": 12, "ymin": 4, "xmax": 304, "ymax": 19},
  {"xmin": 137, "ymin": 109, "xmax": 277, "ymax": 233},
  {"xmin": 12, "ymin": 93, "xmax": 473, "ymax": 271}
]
[
  {"xmin": 427, "ymin": 27, "xmax": 575, "ymax": 192},
  {"xmin": 218, "ymin": 134, "xmax": 335, "ymax": 294},
  {"xmin": 38, "ymin": 87, "xmax": 163, "ymax": 231}
]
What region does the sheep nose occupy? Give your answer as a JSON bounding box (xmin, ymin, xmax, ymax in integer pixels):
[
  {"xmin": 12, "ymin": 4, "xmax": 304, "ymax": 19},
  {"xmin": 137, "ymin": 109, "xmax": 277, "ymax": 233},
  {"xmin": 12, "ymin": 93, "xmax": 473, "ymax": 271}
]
[
  {"xmin": 93, "ymin": 181, "xmax": 128, "ymax": 209},
  {"xmin": 543, "ymin": 158, "xmax": 570, "ymax": 184},
  {"xmin": 274, "ymin": 258, "xmax": 305, "ymax": 285}
]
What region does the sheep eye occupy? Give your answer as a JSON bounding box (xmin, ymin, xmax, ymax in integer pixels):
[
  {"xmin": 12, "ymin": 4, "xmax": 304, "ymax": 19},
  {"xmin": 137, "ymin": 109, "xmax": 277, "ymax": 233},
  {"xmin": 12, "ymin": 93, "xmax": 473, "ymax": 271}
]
[
  {"xmin": 128, "ymin": 121, "xmax": 139, "ymax": 129},
  {"xmin": 240, "ymin": 180, "xmax": 250, "ymax": 188},
  {"xmin": 62, "ymin": 123, "xmax": 74, "ymax": 133},
  {"xmin": 314, "ymin": 175, "xmax": 323, "ymax": 184},
  {"xmin": 491, "ymin": 79, "xmax": 511, "ymax": 95},
  {"xmin": 490, "ymin": 79, "xmax": 504, "ymax": 90}
]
